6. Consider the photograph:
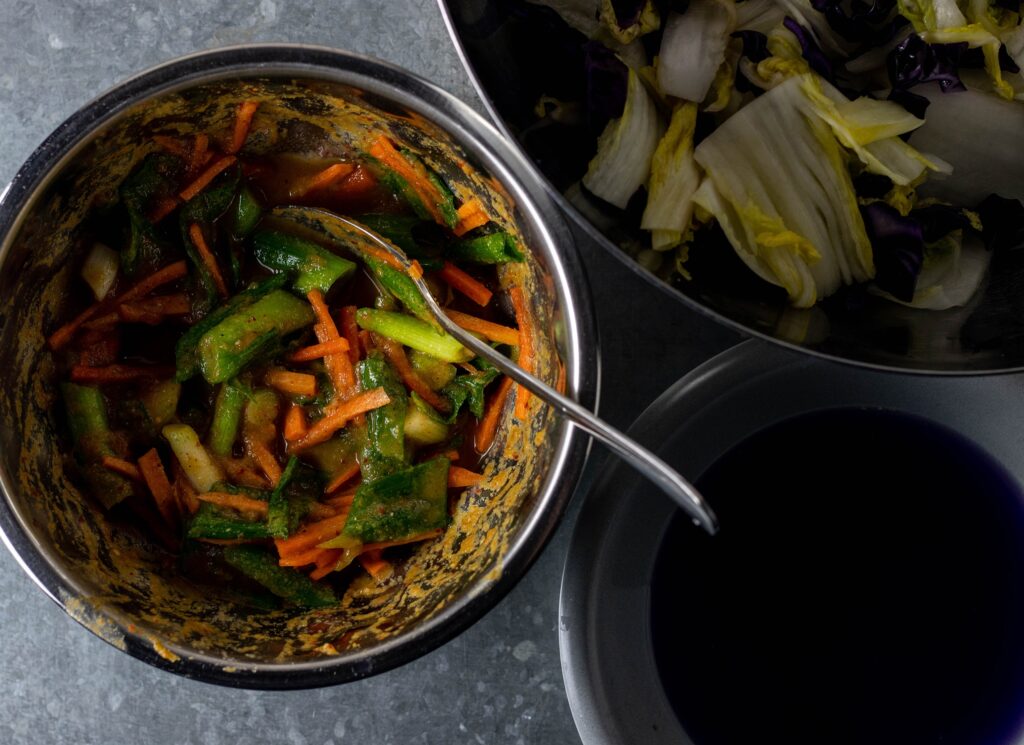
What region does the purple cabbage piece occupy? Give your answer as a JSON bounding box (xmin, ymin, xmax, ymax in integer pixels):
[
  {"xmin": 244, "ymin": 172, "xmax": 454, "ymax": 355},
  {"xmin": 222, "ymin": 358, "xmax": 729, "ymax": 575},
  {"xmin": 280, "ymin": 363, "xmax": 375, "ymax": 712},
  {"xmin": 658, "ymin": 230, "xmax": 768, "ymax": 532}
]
[
  {"xmin": 888, "ymin": 35, "xmax": 967, "ymax": 93},
  {"xmin": 810, "ymin": 0, "xmax": 897, "ymax": 43},
  {"xmin": 783, "ymin": 17, "xmax": 835, "ymax": 82},
  {"xmin": 583, "ymin": 40, "xmax": 629, "ymax": 135},
  {"xmin": 861, "ymin": 202, "xmax": 924, "ymax": 301},
  {"xmin": 911, "ymin": 204, "xmax": 979, "ymax": 243}
]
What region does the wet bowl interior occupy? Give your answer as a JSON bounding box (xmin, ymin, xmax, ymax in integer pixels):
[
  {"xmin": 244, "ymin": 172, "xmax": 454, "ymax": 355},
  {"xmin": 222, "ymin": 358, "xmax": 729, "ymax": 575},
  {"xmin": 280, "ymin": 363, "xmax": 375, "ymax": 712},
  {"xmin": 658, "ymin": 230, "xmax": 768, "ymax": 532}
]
[
  {"xmin": 0, "ymin": 47, "xmax": 595, "ymax": 688},
  {"xmin": 440, "ymin": 0, "xmax": 1024, "ymax": 373}
]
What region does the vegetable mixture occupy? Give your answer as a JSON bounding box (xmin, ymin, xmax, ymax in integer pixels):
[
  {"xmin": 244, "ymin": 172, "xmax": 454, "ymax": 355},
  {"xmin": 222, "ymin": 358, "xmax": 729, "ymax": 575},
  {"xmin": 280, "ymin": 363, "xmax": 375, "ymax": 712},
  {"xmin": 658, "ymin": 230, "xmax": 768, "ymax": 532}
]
[
  {"xmin": 50, "ymin": 102, "xmax": 538, "ymax": 609},
  {"xmin": 529, "ymin": 0, "xmax": 1024, "ymax": 309}
]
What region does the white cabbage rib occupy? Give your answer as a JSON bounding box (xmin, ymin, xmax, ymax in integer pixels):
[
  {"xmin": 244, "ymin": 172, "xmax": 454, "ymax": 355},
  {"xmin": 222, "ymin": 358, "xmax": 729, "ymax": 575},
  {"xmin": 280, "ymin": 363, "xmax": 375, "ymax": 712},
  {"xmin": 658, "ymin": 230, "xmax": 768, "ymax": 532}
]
[
  {"xmin": 693, "ymin": 76, "xmax": 875, "ymax": 307},
  {"xmin": 583, "ymin": 68, "xmax": 664, "ymax": 208},
  {"xmin": 641, "ymin": 102, "xmax": 701, "ymax": 251},
  {"xmin": 657, "ymin": 0, "xmax": 736, "ymax": 103}
]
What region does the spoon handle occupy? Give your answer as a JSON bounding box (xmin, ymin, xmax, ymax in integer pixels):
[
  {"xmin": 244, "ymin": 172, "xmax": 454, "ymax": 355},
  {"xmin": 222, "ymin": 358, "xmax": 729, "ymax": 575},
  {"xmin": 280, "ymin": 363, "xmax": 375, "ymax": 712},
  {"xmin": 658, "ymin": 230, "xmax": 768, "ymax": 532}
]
[{"xmin": 423, "ymin": 289, "xmax": 720, "ymax": 535}]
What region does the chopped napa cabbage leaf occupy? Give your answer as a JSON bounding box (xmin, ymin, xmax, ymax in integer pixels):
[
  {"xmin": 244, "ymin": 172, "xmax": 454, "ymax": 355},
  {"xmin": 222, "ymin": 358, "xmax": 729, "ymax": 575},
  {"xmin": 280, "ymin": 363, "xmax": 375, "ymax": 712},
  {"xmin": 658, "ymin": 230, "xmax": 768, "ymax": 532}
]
[
  {"xmin": 706, "ymin": 37, "xmax": 744, "ymax": 112},
  {"xmin": 642, "ymin": 102, "xmax": 701, "ymax": 251},
  {"xmin": 693, "ymin": 76, "xmax": 875, "ymax": 307},
  {"xmin": 909, "ymin": 77, "xmax": 1024, "ymax": 204},
  {"xmin": 583, "ymin": 67, "xmax": 665, "ymax": 208},
  {"xmin": 735, "ymin": 0, "xmax": 785, "ymax": 33},
  {"xmin": 871, "ymin": 232, "xmax": 991, "ymax": 310},
  {"xmin": 657, "ymin": 0, "xmax": 737, "ymax": 103},
  {"xmin": 898, "ymin": 0, "xmax": 969, "ymax": 32},
  {"xmin": 599, "ymin": 0, "xmax": 661, "ymax": 43},
  {"xmin": 1005, "ymin": 22, "xmax": 1024, "ymax": 69},
  {"xmin": 798, "ymin": 75, "xmax": 950, "ymax": 185}
]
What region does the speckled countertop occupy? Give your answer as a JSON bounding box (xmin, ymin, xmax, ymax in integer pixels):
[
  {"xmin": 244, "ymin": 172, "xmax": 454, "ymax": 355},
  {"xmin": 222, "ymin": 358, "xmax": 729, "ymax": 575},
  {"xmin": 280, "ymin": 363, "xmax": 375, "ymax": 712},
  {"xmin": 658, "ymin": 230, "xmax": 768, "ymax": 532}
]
[{"xmin": 0, "ymin": 2, "xmax": 739, "ymax": 743}]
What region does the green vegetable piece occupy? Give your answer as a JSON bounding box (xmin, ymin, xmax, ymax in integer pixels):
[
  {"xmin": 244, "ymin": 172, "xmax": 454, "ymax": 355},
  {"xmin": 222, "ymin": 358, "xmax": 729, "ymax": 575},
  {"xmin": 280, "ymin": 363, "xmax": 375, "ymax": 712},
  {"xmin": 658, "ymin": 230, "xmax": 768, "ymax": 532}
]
[
  {"xmin": 302, "ymin": 430, "xmax": 361, "ymax": 476},
  {"xmin": 447, "ymin": 232, "xmax": 525, "ymax": 264},
  {"xmin": 119, "ymin": 153, "xmax": 185, "ymax": 276},
  {"xmin": 208, "ymin": 380, "xmax": 248, "ymax": 456},
  {"xmin": 196, "ymin": 290, "xmax": 315, "ymax": 384},
  {"xmin": 178, "ymin": 168, "xmax": 241, "ymax": 314},
  {"xmin": 358, "ymin": 213, "xmax": 422, "ymax": 256},
  {"xmin": 61, "ymin": 383, "xmax": 133, "ymax": 509},
  {"xmin": 232, "ymin": 186, "xmax": 263, "ymax": 238},
  {"xmin": 209, "ymin": 481, "xmax": 271, "ymax": 500},
  {"xmin": 252, "ymin": 230, "xmax": 356, "ymax": 295},
  {"xmin": 357, "ymin": 352, "xmax": 408, "ymax": 483},
  {"xmin": 267, "ymin": 456, "xmax": 300, "ymax": 539},
  {"xmin": 364, "ymin": 255, "xmax": 431, "ymax": 322},
  {"xmin": 342, "ymin": 458, "xmax": 450, "ymax": 544},
  {"xmin": 187, "ymin": 503, "xmax": 272, "ymax": 540},
  {"xmin": 441, "ymin": 363, "xmax": 500, "ymax": 421},
  {"xmin": 175, "ymin": 273, "xmax": 289, "ymax": 382},
  {"xmin": 222, "ymin": 545, "xmax": 337, "ymax": 608},
  {"xmin": 355, "ymin": 308, "xmax": 472, "ymax": 363},
  {"xmin": 404, "ymin": 393, "xmax": 450, "ymax": 445},
  {"xmin": 163, "ymin": 423, "xmax": 225, "ymax": 492},
  {"xmin": 62, "ymin": 383, "xmax": 111, "ymax": 460},
  {"xmin": 124, "ymin": 212, "xmax": 171, "ymax": 281},
  {"xmin": 140, "ymin": 380, "xmax": 181, "ymax": 428},
  {"xmin": 408, "ymin": 350, "xmax": 457, "ymax": 391},
  {"xmin": 371, "ymin": 150, "xmax": 457, "ymax": 229}
]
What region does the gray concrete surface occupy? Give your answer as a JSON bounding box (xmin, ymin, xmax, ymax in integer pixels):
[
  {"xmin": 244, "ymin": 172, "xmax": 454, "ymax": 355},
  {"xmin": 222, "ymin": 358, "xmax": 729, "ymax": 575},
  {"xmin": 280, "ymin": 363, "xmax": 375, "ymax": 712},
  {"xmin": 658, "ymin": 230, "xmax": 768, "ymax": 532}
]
[{"xmin": 0, "ymin": 2, "xmax": 740, "ymax": 743}]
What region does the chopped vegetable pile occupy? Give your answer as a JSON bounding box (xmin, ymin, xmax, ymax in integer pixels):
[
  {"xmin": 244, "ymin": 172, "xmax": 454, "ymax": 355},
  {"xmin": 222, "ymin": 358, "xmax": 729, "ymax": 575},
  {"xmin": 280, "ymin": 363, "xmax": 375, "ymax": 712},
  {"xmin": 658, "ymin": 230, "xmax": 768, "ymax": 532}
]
[
  {"xmin": 528, "ymin": 0, "xmax": 1024, "ymax": 309},
  {"xmin": 51, "ymin": 102, "xmax": 539, "ymax": 609}
]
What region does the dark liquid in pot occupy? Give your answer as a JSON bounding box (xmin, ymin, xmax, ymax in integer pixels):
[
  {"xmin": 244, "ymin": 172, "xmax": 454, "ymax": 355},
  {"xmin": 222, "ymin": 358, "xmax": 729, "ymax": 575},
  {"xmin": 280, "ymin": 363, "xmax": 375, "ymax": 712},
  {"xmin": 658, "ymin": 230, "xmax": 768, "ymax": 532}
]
[{"xmin": 651, "ymin": 408, "xmax": 1024, "ymax": 745}]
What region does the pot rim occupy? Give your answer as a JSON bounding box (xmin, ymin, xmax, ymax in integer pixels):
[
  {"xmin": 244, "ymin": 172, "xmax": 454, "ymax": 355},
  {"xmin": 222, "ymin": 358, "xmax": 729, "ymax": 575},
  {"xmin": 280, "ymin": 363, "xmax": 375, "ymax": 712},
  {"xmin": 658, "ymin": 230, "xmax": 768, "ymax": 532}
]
[{"xmin": 0, "ymin": 43, "xmax": 599, "ymax": 689}]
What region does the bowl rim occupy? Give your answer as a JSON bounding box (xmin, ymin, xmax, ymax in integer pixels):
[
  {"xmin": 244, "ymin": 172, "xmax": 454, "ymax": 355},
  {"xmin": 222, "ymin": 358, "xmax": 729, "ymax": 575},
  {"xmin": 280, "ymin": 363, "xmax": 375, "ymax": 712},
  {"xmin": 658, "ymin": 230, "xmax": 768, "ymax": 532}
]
[
  {"xmin": 435, "ymin": 0, "xmax": 1024, "ymax": 377},
  {"xmin": 0, "ymin": 43, "xmax": 600, "ymax": 689}
]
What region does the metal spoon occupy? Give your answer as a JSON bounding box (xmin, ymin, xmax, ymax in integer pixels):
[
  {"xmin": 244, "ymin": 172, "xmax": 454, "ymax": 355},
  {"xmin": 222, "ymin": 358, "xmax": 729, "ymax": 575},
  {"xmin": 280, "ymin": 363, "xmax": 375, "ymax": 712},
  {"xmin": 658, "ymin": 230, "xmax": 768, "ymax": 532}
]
[{"xmin": 271, "ymin": 207, "xmax": 720, "ymax": 535}]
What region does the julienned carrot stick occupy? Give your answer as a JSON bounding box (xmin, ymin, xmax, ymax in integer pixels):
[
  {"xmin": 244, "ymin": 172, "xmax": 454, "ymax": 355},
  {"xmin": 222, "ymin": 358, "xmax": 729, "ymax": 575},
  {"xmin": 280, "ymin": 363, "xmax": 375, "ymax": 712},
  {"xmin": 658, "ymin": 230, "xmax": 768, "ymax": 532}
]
[
  {"xmin": 325, "ymin": 492, "xmax": 356, "ymax": 509},
  {"xmin": 118, "ymin": 293, "xmax": 191, "ymax": 324},
  {"xmin": 138, "ymin": 448, "xmax": 176, "ymax": 525},
  {"xmin": 71, "ymin": 364, "xmax": 171, "ymax": 383},
  {"xmin": 188, "ymin": 223, "xmax": 229, "ymax": 298},
  {"xmin": 510, "ymin": 286, "xmax": 535, "ymax": 419},
  {"xmin": 266, "ymin": 369, "xmax": 317, "ymax": 398},
  {"xmin": 295, "ymin": 163, "xmax": 356, "ymax": 197},
  {"xmin": 153, "ymin": 135, "xmax": 190, "ymax": 157},
  {"xmin": 249, "ymin": 441, "xmax": 283, "ymax": 486},
  {"xmin": 196, "ymin": 491, "xmax": 269, "ymax": 514},
  {"xmin": 48, "ymin": 261, "xmax": 188, "ymax": 350},
  {"xmin": 359, "ymin": 549, "xmax": 393, "ymax": 581},
  {"xmin": 227, "ymin": 101, "xmax": 260, "ymax": 155},
  {"xmin": 306, "ymin": 290, "xmax": 355, "ymax": 398},
  {"xmin": 324, "ymin": 462, "xmax": 361, "ymax": 494},
  {"xmin": 278, "ymin": 546, "xmax": 324, "ymax": 567},
  {"xmin": 287, "ymin": 338, "xmax": 350, "ymax": 363},
  {"xmin": 362, "ymin": 528, "xmax": 443, "ymax": 553},
  {"xmin": 376, "ymin": 336, "xmax": 450, "ymax": 413},
  {"xmin": 453, "ymin": 198, "xmax": 489, "ymax": 237},
  {"xmin": 275, "ymin": 513, "xmax": 349, "ymax": 557},
  {"xmin": 309, "ymin": 549, "xmax": 345, "ymax": 580},
  {"xmin": 438, "ymin": 261, "xmax": 493, "ymax": 306},
  {"xmin": 283, "ymin": 404, "xmax": 309, "ymax": 442},
  {"xmin": 448, "ymin": 466, "xmax": 484, "ymax": 488},
  {"xmin": 291, "ymin": 387, "xmax": 392, "ymax": 451},
  {"xmin": 368, "ymin": 135, "xmax": 447, "ymax": 227},
  {"xmin": 444, "ymin": 309, "xmax": 519, "ymax": 346},
  {"xmin": 179, "ymin": 155, "xmax": 237, "ymax": 202},
  {"xmin": 149, "ymin": 196, "xmax": 180, "ymax": 222},
  {"xmin": 188, "ymin": 133, "xmax": 209, "ymax": 177},
  {"xmin": 439, "ymin": 449, "xmax": 460, "ymax": 462},
  {"xmin": 340, "ymin": 306, "xmax": 361, "ymax": 364},
  {"xmin": 119, "ymin": 261, "xmax": 190, "ymax": 304},
  {"xmin": 101, "ymin": 455, "xmax": 141, "ymax": 481},
  {"xmin": 475, "ymin": 375, "xmax": 514, "ymax": 454}
]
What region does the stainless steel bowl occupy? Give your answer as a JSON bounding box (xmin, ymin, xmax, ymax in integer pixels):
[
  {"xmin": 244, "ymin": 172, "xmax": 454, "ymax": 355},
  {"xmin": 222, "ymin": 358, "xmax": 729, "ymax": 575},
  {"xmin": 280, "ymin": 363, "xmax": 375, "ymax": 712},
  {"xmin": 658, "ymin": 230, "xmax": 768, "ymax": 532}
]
[
  {"xmin": 0, "ymin": 44, "xmax": 598, "ymax": 688},
  {"xmin": 439, "ymin": 0, "xmax": 1024, "ymax": 374}
]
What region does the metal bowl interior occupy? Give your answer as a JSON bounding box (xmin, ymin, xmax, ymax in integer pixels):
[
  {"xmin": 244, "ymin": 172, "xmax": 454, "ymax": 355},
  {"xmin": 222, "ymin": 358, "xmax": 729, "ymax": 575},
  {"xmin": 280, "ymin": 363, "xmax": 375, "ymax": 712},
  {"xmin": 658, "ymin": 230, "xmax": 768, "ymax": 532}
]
[
  {"xmin": 439, "ymin": 0, "xmax": 1024, "ymax": 374},
  {"xmin": 0, "ymin": 45, "xmax": 597, "ymax": 688}
]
